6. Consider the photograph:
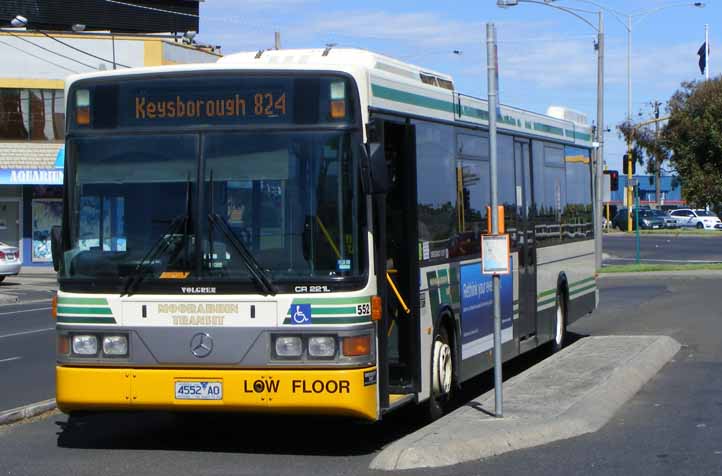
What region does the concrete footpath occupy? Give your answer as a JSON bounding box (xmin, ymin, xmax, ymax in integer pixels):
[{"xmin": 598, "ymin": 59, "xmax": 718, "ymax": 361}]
[{"xmin": 371, "ymin": 335, "xmax": 680, "ymax": 471}]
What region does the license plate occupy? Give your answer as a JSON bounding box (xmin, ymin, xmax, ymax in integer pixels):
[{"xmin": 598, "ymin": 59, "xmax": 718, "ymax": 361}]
[
  {"xmin": 5, "ymin": 254, "xmax": 14, "ymax": 260},
  {"xmin": 653, "ymin": 225, "xmax": 660, "ymax": 229},
  {"xmin": 174, "ymin": 381, "xmax": 223, "ymax": 400}
]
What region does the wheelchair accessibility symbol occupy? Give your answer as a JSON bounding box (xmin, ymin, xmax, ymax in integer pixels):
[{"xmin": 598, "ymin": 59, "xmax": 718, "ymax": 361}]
[{"xmin": 291, "ymin": 304, "xmax": 312, "ymax": 324}]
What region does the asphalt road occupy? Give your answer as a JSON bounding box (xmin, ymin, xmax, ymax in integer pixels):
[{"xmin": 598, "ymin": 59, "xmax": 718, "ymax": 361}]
[
  {"xmin": 0, "ymin": 302, "xmax": 55, "ymax": 412},
  {"xmin": 1, "ymin": 274, "xmax": 721, "ymax": 476},
  {"xmin": 603, "ymin": 233, "xmax": 722, "ymax": 264}
]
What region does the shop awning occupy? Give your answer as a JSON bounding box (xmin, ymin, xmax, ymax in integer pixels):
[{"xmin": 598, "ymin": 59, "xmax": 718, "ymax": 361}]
[{"xmin": 0, "ymin": 142, "xmax": 64, "ymax": 185}]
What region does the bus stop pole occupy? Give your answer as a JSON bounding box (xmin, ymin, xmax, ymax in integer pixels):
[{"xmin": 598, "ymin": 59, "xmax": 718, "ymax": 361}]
[{"xmin": 486, "ymin": 22, "xmax": 503, "ymax": 418}]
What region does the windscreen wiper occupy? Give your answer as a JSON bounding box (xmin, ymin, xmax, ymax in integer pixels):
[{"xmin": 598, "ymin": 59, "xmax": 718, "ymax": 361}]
[
  {"xmin": 122, "ymin": 178, "xmax": 194, "ymax": 296},
  {"xmin": 121, "ymin": 215, "xmax": 186, "ymax": 296},
  {"xmin": 208, "ymin": 212, "xmax": 277, "ymax": 296}
]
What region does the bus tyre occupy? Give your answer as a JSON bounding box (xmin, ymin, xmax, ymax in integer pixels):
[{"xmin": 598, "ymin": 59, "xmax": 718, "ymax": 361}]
[
  {"xmin": 428, "ymin": 326, "xmax": 453, "ymax": 420},
  {"xmin": 552, "ymin": 292, "xmax": 566, "ymax": 353}
]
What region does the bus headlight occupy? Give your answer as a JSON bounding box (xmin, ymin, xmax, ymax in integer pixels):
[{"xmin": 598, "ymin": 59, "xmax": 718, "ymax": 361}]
[
  {"xmin": 102, "ymin": 335, "xmax": 128, "ymax": 356},
  {"xmin": 308, "ymin": 336, "xmax": 336, "ymax": 358},
  {"xmin": 275, "ymin": 336, "xmax": 303, "ymax": 357},
  {"xmin": 72, "ymin": 335, "xmax": 98, "ymax": 355}
]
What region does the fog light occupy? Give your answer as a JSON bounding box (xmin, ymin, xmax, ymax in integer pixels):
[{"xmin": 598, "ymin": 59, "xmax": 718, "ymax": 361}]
[
  {"xmin": 72, "ymin": 335, "xmax": 97, "ymax": 355},
  {"xmin": 102, "ymin": 335, "xmax": 128, "ymax": 356},
  {"xmin": 275, "ymin": 336, "xmax": 302, "ymax": 357},
  {"xmin": 308, "ymin": 336, "xmax": 336, "ymax": 358}
]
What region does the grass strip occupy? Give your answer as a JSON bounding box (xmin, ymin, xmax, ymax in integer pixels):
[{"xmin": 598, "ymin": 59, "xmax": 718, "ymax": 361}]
[{"xmin": 600, "ymin": 263, "xmax": 722, "ymax": 273}]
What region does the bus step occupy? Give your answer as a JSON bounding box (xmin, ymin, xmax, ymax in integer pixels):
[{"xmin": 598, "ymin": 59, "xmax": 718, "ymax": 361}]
[{"xmin": 384, "ymin": 393, "xmax": 416, "ymax": 413}]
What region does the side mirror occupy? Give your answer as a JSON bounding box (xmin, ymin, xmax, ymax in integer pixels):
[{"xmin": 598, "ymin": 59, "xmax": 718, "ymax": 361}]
[{"xmin": 51, "ymin": 225, "xmax": 62, "ymax": 272}]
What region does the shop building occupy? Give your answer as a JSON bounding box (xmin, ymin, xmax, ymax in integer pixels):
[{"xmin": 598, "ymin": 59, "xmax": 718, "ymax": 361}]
[{"xmin": 0, "ymin": 30, "xmax": 220, "ymax": 267}]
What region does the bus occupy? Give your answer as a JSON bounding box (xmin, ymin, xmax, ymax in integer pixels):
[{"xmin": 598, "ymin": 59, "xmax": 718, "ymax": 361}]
[{"xmin": 53, "ymin": 48, "xmax": 597, "ymax": 421}]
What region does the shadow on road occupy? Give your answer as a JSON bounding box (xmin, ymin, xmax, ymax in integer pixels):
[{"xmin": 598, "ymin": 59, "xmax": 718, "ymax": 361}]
[{"xmin": 55, "ymin": 334, "xmax": 589, "ymax": 456}]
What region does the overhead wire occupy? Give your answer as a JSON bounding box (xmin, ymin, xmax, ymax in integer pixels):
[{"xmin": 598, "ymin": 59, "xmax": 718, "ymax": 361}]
[
  {"xmin": 34, "ymin": 31, "xmax": 130, "ymax": 68},
  {"xmin": 4, "ymin": 31, "xmax": 99, "ymax": 70},
  {"xmin": 0, "ymin": 38, "xmax": 79, "ymax": 73}
]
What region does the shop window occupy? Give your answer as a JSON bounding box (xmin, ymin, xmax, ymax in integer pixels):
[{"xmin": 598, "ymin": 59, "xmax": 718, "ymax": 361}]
[
  {"xmin": 32, "ymin": 199, "xmax": 63, "ymax": 262},
  {"xmin": 0, "ymin": 89, "xmax": 65, "ymax": 140}
]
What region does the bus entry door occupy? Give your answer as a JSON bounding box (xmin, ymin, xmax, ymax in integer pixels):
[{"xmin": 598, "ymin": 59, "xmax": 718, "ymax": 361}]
[
  {"xmin": 382, "ymin": 120, "xmax": 419, "ymax": 395},
  {"xmin": 514, "ymin": 140, "xmax": 537, "ymax": 338}
]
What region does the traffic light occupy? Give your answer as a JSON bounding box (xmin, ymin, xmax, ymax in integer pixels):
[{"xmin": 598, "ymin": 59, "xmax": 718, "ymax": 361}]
[
  {"xmin": 623, "ymin": 154, "xmax": 636, "ymax": 175},
  {"xmin": 604, "ymin": 170, "xmax": 619, "ymax": 191}
]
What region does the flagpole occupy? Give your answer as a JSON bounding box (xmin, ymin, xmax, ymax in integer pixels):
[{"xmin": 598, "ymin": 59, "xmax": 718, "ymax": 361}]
[{"xmin": 705, "ymin": 24, "xmax": 710, "ymax": 80}]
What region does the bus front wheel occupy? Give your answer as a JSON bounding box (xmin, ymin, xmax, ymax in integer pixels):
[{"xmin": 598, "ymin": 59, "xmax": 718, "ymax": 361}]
[
  {"xmin": 552, "ymin": 291, "xmax": 567, "ymax": 353},
  {"xmin": 428, "ymin": 326, "xmax": 453, "ymax": 420}
]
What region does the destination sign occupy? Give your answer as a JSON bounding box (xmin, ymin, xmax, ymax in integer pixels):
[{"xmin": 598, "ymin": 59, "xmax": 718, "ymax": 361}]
[
  {"xmin": 133, "ymin": 91, "xmax": 287, "ymax": 121},
  {"xmin": 71, "ymin": 75, "xmax": 355, "ymax": 130}
]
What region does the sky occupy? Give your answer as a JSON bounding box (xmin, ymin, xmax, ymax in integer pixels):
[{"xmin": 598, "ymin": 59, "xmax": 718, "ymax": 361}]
[{"xmin": 197, "ymin": 0, "xmax": 718, "ymax": 173}]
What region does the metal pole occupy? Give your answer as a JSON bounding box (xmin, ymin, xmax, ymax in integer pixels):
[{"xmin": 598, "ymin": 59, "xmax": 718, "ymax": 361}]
[
  {"xmin": 112, "ymin": 34, "xmax": 116, "ymax": 70},
  {"xmin": 274, "ymin": 31, "xmax": 281, "ymax": 50},
  {"xmin": 654, "ymin": 101, "xmax": 661, "ymax": 206},
  {"xmin": 626, "ymin": 15, "xmax": 634, "ymax": 232},
  {"xmin": 635, "ymin": 188, "xmax": 640, "ymax": 263},
  {"xmin": 486, "ymin": 22, "xmax": 503, "ymax": 418},
  {"xmin": 594, "ymin": 12, "xmax": 604, "ymax": 269},
  {"xmin": 705, "ymin": 24, "xmax": 710, "ymax": 80}
]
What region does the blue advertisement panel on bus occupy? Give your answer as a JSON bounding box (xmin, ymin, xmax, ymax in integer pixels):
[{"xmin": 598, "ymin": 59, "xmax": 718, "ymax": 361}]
[{"xmin": 460, "ymin": 259, "xmax": 513, "ymax": 359}]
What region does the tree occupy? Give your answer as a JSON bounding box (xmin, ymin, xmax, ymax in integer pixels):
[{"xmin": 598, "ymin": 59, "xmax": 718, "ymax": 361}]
[{"xmin": 663, "ymin": 79, "xmax": 722, "ymax": 209}]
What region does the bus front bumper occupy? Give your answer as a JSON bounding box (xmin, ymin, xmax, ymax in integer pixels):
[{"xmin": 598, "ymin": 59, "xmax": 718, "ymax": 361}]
[{"xmin": 56, "ymin": 365, "xmax": 378, "ymax": 421}]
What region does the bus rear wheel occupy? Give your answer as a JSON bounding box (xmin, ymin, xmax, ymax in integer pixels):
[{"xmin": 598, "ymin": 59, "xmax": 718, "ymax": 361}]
[{"xmin": 427, "ymin": 326, "xmax": 453, "ymax": 420}]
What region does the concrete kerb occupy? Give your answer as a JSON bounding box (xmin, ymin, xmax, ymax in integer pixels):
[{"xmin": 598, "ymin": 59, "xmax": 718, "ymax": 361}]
[
  {"xmin": 0, "ymin": 399, "xmax": 56, "ymax": 426},
  {"xmin": 370, "ymin": 335, "xmax": 681, "ymax": 471}
]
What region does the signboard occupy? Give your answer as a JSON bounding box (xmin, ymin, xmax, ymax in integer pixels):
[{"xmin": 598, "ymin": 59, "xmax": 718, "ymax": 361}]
[
  {"xmin": 481, "ymin": 234, "xmax": 510, "ymax": 275},
  {"xmin": 0, "ymin": 169, "xmax": 63, "ymax": 185},
  {"xmin": 460, "ymin": 260, "xmax": 513, "ymax": 359}
]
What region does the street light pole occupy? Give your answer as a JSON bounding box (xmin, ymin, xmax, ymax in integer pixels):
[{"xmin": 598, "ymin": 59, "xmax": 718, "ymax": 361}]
[
  {"xmin": 497, "ymin": 0, "xmax": 604, "ymax": 271},
  {"xmin": 595, "ymin": 13, "xmax": 604, "ymax": 270}
]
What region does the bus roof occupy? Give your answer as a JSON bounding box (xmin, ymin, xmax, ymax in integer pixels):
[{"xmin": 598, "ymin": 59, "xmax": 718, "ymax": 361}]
[{"xmin": 65, "ymin": 47, "xmax": 593, "ymax": 147}]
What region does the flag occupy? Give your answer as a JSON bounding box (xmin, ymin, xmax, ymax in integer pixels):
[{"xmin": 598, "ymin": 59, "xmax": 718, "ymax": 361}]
[{"xmin": 698, "ymin": 42, "xmax": 706, "ymax": 74}]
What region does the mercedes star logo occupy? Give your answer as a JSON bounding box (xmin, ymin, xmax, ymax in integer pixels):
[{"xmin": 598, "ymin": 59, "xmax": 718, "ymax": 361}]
[{"xmin": 190, "ymin": 333, "xmax": 214, "ymax": 358}]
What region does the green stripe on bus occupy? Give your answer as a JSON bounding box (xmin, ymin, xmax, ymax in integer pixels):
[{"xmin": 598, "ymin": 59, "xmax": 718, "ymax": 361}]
[
  {"xmin": 57, "ymin": 297, "xmax": 108, "ymax": 305},
  {"xmin": 538, "ymin": 288, "xmax": 556, "ymax": 299},
  {"xmin": 372, "ymin": 84, "xmax": 454, "ymax": 114},
  {"xmin": 286, "ymin": 306, "xmax": 358, "ymax": 317},
  {"xmin": 538, "ymin": 296, "xmax": 556, "ymax": 307},
  {"xmin": 569, "ymin": 277, "xmax": 595, "ymax": 288},
  {"xmin": 570, "ymin": 283, "xmax": 596, "ymax": 297},
  {"xmin": 57, "ymin": 317, "xmax": 117, "ymax": 324},
  {"xmin": 57, "ymin": 306, "xmax": 112, "ymax": 315},
  {"xmin": 282, "ymin": 316, "xmax": 370, "ymax": 325}
]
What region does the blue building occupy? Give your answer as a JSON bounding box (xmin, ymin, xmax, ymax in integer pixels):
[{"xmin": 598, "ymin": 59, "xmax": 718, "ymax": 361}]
[{"xmin": 609, "ymin": 175, "xmax": 685, "ymax": 208}]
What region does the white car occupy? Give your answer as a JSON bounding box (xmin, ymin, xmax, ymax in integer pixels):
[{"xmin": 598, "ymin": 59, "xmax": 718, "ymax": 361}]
[
  {"xmin": 0, "ymin": 241, "xmax": 21, "ymax": 281},
  {"xmin": 667, "ymin": 208, "xmax": 722, "ymax": 230}
]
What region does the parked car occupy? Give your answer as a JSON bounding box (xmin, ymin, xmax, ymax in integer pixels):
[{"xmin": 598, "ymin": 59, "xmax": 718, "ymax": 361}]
[
  {"xmin": 0, "ymin": 241, "xmax": 21, "ymax": 282},
  {"xmin": 649, "ymin": 209, "xmax": 678, "ymax": 228},
  {"xmin": 612, "ymin": 208, "xmax": 665, "ymax": 230},
  {"xmin": 667, "ymin": 208, "xmax": 722, "ymax": 230}
]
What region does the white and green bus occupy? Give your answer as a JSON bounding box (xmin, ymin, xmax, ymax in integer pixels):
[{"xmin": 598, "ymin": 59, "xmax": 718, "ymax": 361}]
[{"xmin": 53, "ymin": 48, "xmax": 597, "ymax": 421}]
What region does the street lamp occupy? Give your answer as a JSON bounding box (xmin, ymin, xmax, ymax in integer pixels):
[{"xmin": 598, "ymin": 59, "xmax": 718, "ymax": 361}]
[
  {"xmin": 497, "ymin": 0, "xmax": 605, "ymax": 272},
  {"xmin": 564, "ymin": 0, "xmax": 704, "ymax": 225}
]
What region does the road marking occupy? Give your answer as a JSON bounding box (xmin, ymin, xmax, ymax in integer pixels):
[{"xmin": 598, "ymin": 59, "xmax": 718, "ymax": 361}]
[
  {"xmin": 0, "ymin": 306, "xmax": 51, "ymax": 316},
  {"xmin": 0, "ymin": 356, "xmax": 21, "ymax": 363},
  {"xmin": 0, "ymin": 327, "xmax": 54, "ymax": 339}
]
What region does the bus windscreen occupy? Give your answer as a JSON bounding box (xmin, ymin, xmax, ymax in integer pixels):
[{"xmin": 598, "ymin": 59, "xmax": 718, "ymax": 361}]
[{"xmin": 69, "ymin": 75, "xmax": 355, "ymax": 129}]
